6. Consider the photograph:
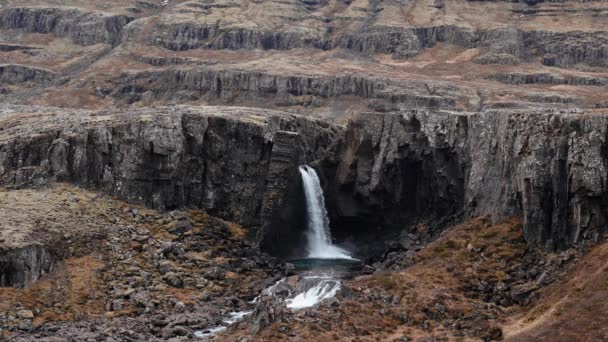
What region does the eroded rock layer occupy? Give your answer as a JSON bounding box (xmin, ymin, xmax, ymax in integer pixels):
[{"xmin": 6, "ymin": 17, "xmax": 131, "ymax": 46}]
[
  {"xmin": 326, "ymin": 109, "xmax": 608, "ymax": 251},
  {"xmin": 0, "ymin": 0, "xmax": 606, "ymax": 116},
  {"xmin": 0, "ymin": 106, "xmax": 338, "ymax": 251}
]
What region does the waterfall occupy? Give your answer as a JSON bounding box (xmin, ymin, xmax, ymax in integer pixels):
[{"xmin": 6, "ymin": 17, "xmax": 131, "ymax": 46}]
[{"xmin": 299, "ymin": 166, "xmax": 352, "ymax": 259}]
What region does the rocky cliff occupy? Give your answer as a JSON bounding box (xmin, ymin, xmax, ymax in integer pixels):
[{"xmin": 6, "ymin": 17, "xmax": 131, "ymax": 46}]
[
  {"xmin": 1, "ymin": 0, "xmax": 607, "ymax": 115},
  {"xmin": 0, "ymin": 106, "xmax": 338, "ymax": 253},
  {"xmin": 4, "ymin": 104, "xmax": 606, "ymax": 256},
  {"xmin": 0, "ymin": 0, "xmax": 607, "ymax": 255},
  {"xmin": 0, "ymin": 7, "xmax": 134, "ymax": 46},
  {"xmin": 325, "ymin": 109, "xmax": 608, "ymax": 251}
]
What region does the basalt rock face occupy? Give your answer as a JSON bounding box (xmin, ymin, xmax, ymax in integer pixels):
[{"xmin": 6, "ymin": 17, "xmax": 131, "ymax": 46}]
[
  {"xmin": 341, "ymin": 25, "xmax": 477, "ymax": 58},
  {"xmin": 0, "ymin": 7, "xmax": 134, "ymax": 46},
  {"xmin": 111, "ymin": 69, "xmax": 381, "ymax": 102},
  {"xmin": 488, "ymin": 72, "xmax": 608, "ymax": 87},
  {"xmin": 321, "ymin": 111, "xmax": 468, "ymax": 257},
  {"xmin": 0, "ymin": 245, "xmax": 57, "ymax": 288},
  {"xmin": 105, "ymin": 68, "xmax": 473, "ymax": 113},
  {"xmin": 125, "ymin": 4, "xmax": 607, "ymax": 69},
  {"xmin": 0, "ymin": 106, "xmax": 339, "ymax": 249},
  {"xmin": 525, "ymin": 30, "xmax": 608, "ymax": 68},
  {"xmin": 466, "ymin": 110, "xmax": 608, "ymax": 250},
  {"xmin": 147, "ymin": 21, "xmax": 332, "ymax": 52},
  {"xmin": 0, "ymin": 64, "xmax": 55, "ymax": 84},
  {"xmin": 325, "ymin": 110, "xmax": 608, "ymax": 251}
]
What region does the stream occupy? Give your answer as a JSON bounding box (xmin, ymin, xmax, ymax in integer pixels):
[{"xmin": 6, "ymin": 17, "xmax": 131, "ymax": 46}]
[{"xmin": 195, "ymin": 166, "xmax": 359, "ymax": 338}]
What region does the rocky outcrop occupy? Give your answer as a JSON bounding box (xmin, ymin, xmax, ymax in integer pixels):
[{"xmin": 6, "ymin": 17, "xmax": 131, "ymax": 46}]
[
  {"xmin": 325, "ymin": 109, "xmax": 608, "ymax": 250},
  {"xmin": 112, "ymin": 69, "xmax": 380, "ymax": 100},
  {"xmin": 341, "ymin": 25, "xmax": 476, "ymax": 58},
  {"xmin": 148, "ymin": 22, "xmax": 332, "ymax": 51},
  {"xmin": 321, "ymin": 111, "xmax": 467, "ymax": 256},
  {"xmin": 0, "ymin": 106, "xmax": 339, "ymax": 246},
  {"xmin": 0, "ymin": 64, "xmax": 55, "ymax": 84},
  {"xmin": 105, "ymin": 68, "xmax": 470, "ymax": 111},
  {"xmin": 6, "ymin": 105, "xmax": 608, "ymax": 254},
  {"xmin": 0, "ymin": 7, "xmax": 133, "ymax": 45},
  {"xmin": 525, "ymin": 30, "xmax": 608, "ymax": 68},
  {"xmin": 126, "ymin": 12, "xmax": 608, "ymax": 70},
  {"xmin": 488, "ymin": 72, "xmax": 608, "ymax": 87},
  {"xmin": 0, "ymin": 245, "xmax": 57, "ymax": 288}
]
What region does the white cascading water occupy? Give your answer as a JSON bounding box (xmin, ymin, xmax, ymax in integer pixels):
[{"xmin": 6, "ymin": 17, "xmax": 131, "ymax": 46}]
[
  {"xmin": 285, "ymin": 277, "xmax": 341, "ymax": 310},
  {"xmin": 299, "ymin": 166, "xmax": 353, "ymax": 260}
]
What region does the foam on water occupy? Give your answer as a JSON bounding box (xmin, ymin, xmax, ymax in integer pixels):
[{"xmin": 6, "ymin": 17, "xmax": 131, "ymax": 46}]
[
  {"xmin": 286, "ymin": 279, "xmax": 341, "ymax": 310},
  {"xmin": 222, "ymin": 310, "xmax": 253, "ymax": 325},
  {"xmin": 193, "ymin": 326, "xmax": 226, "ymax": 339},
  {"xmin": 193, "ymin": 310, "xmax": 252, "ymax": 339}
]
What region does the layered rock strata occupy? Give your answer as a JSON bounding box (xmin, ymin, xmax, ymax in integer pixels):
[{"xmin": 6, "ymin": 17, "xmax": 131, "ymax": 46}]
[
  {"xmin": 0, "ymin": 106, "xmax": 338, "ymax": 250},
  {"xmin": 0, "ymin": 7, "xmax": 134, "ymax": 46}
]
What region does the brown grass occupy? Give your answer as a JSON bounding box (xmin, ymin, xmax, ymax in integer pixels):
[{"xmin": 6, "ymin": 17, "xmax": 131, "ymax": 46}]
[
  {"xmin": 243, "ymin": 216, "xmax": 527, "ymax": 342},
  {"xmin": 504, "ymin": 242, "xmax": 608, "ymax": 341},
  {"xmin": 0, "ymin": 255, "xmax": 105, "ymax": 326}
]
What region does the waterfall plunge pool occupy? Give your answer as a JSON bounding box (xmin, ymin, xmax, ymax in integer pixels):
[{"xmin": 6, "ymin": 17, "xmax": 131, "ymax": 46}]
[
  {"xmin": 283, "ymin": 257, "xmax": 363, "ymax": 310},
  {"xmin": 195, "ymin": 166, "xmax": 366, "ymax": 338}
]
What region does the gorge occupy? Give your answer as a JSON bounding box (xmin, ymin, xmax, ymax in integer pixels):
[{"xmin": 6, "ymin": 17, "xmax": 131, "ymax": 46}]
[{"xmin": 2, "ymin": 0, "xmax": 608, "ymax": 341}]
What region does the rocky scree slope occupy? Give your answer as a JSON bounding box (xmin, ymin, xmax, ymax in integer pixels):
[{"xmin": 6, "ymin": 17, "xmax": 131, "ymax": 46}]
[{"xmin": 0, "ymin": 184, "xmax": 285, "ymax": 341}]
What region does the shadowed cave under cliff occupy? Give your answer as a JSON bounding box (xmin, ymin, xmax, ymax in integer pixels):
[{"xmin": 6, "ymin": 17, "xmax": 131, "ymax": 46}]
[{"xmin": 259, "ymin": 149, "xmax": 467, "ymax": 261}]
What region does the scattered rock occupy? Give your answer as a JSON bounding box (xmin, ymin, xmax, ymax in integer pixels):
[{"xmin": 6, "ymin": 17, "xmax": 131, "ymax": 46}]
[
  {"xmin": 510, "ymin": 282, "xmax": 536, "ymax": 305},
  {"xmin": 168, "ymin": 220, "xmax": 192, "ymax": 236},
  {"xmin": 163, "ymin": 272, "xmax": 184, "ymax": 288},
  {"xmin": 16, "ymin": 310, "xmax": 34, "ymax": 319}
]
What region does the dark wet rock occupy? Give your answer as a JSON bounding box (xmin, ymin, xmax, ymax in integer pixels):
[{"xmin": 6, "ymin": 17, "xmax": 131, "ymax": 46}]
[
  {"xmin": 249, "ymin": 295, "xmax": 287, "ymax": 335},
  {"xmin": 324, "ymin": 109, "xmax": 608, "ymax": 251},
  {"xmin": 0, "ymin": 245, "xmax": 57, "ymax": 288},
  {"xmin": 361, "ymin": 265, "xmax": 376, "ymax": 275},
  {"xmin": 399, "ymin": 232, "xmax": 420, "ymax": 250},
  {"xmin": 0, "ymin": 106, "xmax": 338, "ymax": 253},
  {"xmin": 283, "ymin": 263, "xmax": 297, "ymax": 276}
]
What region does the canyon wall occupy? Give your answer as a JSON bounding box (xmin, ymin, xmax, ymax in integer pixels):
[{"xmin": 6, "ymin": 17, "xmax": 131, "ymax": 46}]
[
  {"xmin": 327, "ymin": 110, "xmax": 608, "ymax": 251},
  {"xmin": 0, "ymin": 106, "xmax": 338, "ymax": 254},
  {"xmin": 2, "ymin": 106, "xmax": 607, "ymax": 254},
  {"xmin": 0, "ymin": 7, "xmax": 133, "ymax": 46}
]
